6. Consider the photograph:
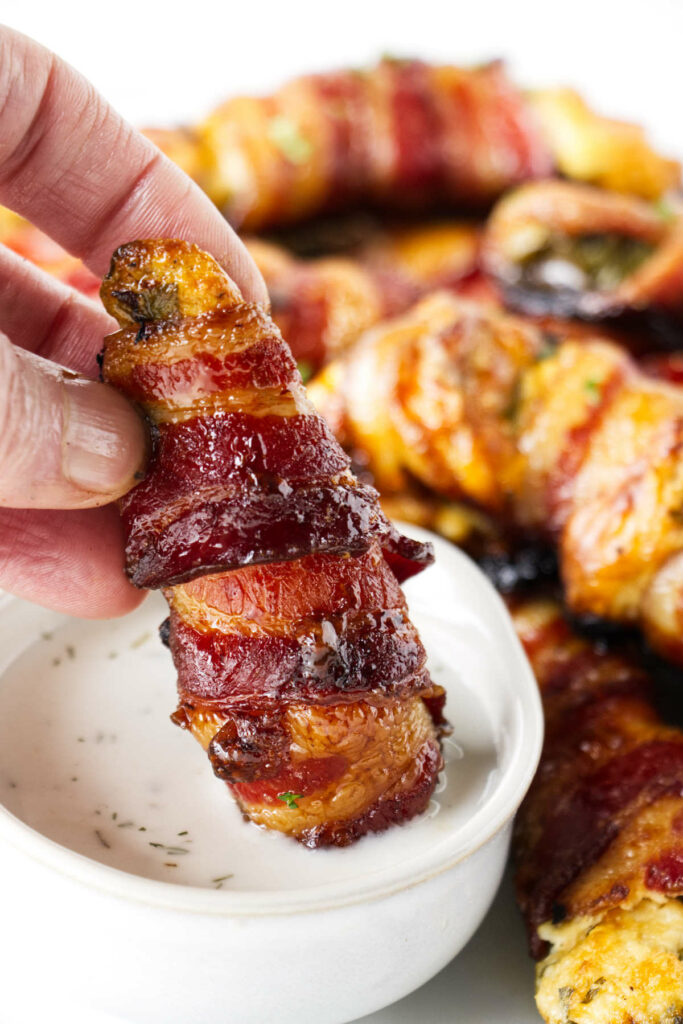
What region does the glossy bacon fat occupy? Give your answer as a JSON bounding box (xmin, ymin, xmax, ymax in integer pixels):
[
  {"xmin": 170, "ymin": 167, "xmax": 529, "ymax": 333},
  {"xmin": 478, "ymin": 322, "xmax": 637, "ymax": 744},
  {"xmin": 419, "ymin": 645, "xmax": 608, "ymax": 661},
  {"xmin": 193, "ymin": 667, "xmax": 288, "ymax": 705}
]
[
  {"xmin": 309, "ymin": 293, "xmax": 683, "ymax": 663},
  {"xmin": 512, "ymin": 599, "xmax": 683, "ymax": 1023},
  {"xmin": 194, "ymin": 59, "xmax": 552, "ymax": 230},
  {"xmin": 101, "ymin": 239, "xmax": 442, "ymax": 846},
  {"xmin": 484, "ymin": 181, "xmax": 683, "ymax": 340}
]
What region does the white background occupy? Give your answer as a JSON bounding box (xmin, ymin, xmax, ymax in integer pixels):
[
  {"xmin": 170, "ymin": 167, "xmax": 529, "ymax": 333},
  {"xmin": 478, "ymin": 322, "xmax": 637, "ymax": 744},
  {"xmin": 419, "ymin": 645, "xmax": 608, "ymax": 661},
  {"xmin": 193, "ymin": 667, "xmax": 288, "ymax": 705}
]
[
  {"xmin": 1, "ymin": 2, "xmax": 682, "ymax": 1022},
  {"xmin": 3, "ymin": 0, "xmax": 683, "ymax": 161}
]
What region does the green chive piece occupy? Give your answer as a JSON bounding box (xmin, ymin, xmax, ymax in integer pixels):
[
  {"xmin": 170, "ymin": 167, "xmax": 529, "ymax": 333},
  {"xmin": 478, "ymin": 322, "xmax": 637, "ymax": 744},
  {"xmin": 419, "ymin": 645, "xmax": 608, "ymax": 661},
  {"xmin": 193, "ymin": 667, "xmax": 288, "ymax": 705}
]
[{"xmin": 277, "ymin": 791, "xmax": 304, "ymax": 809}]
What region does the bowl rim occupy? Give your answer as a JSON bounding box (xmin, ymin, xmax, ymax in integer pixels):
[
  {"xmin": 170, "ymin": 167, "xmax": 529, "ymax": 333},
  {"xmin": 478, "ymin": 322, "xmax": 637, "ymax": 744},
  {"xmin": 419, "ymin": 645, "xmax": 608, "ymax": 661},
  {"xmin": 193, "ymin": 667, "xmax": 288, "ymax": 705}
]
[{"xmin": 0, "ymin": 526, "xmax": 543, "ymax": 917}]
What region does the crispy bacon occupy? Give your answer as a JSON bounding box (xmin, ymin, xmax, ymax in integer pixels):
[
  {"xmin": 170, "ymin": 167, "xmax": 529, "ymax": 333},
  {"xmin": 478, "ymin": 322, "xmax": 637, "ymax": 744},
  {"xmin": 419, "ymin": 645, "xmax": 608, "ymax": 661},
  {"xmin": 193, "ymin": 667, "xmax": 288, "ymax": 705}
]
[
  {"xmin": 309, "ymin": 293, "xmax": 683, "ymax": 662},
  {"xmin": 511, "ymin": 598, "xmax": 683, "ymax": 1021},
  {"xmin": 166, "ymin": 546, "xmax": 430, "ymax": 705},
  {"xmin": 101, "ymin": 249, "xmax": 431, "ymax": 589},
  {"xmin": 194, "ymin": 59, "xmax": 552, "ymax": 230},
  {"xmin": 484, "ymin": 181, "xmax": 683, "ymax": 343},
  {"xmin": 101, "ymin": 238, "xmax": 441, "ymax": 847}
]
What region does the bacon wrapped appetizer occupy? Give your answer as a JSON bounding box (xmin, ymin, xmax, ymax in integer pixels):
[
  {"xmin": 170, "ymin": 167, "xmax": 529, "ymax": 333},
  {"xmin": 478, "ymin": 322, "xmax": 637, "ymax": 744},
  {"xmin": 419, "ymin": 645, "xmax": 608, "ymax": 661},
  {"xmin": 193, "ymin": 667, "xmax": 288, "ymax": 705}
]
[
  {"xmin": 512, "ymin": 598, "xmax": 683, "ymax": 1024},
  {"xmin": 189, "ymin": 59, "xmax": 552, "ymax": 231},
  {"xmin": 100, "ymin": 238, "xmax": 443, "ymax": 847},
  {"xmin": 145, "ymin": 63, "xmax": 679, "ymax": 234},
  {"xmin": 309, "ymin": 293, "xmax": 683, "ymax": 663},
  {"xmin": 244, "ymin": 221, "xmax": 484, "ymax": 370},
  {"xmin": 484, "ymin": 181, "xmax": 683, "ymax": 340}
]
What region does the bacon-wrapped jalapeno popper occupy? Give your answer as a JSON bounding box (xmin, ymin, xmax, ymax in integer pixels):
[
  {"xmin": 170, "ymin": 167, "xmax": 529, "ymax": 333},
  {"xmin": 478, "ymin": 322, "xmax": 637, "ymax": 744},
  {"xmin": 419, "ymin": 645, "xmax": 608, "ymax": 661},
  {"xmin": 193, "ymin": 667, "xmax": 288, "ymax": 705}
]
[
  {"xmin": 484, "ymin": 181, "xmax": 683, "ymax": 339},
  {"xmin": 512, "ymin": 598, "xmax": 683, "ymax": 1024},
  {"xmin": 148, "ymin": 63, "xmax": 678, "ymax": 233},
  {"xmin": 309, "ymin": 293, "xmax": 683, "ymax": 663},
  {"xmin": 188, "ymin": 59, "xmax": 553, "ymax": 231},
  {"xmin": 100, "ymin": 238, "xmax": 443, "ymax": 847},
  {"xmin": 244, "ymin": 222, "xmax": 484, "ymax": 370}
]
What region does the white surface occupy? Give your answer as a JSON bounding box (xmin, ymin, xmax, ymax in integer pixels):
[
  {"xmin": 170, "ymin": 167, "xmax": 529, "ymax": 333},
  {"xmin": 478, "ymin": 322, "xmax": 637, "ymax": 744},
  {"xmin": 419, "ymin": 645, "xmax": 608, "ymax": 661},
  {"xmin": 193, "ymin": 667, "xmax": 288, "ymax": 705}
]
[
  {"xmin": 3, "ymin": 0, "xmax": 683, "ymax": 163},
  {"xmin": 0, "ymin": 529, "xmax": 542, "ymax": 1024},
  {"xmin": 1, "ymin": 3, "xmax": 681, "ymax": 1020},
  {"xmin": 1, "ymin": 873, "xmax": 537, "ymax": 1024}
]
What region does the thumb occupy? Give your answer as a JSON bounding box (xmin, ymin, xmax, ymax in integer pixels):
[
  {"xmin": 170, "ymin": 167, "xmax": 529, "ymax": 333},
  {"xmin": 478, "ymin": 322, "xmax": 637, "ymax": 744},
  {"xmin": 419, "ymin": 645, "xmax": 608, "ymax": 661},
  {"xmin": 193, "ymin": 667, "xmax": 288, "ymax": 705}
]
[{"xmin": 0, "ymin": 332, "xmax": 146, "ymax": 509}]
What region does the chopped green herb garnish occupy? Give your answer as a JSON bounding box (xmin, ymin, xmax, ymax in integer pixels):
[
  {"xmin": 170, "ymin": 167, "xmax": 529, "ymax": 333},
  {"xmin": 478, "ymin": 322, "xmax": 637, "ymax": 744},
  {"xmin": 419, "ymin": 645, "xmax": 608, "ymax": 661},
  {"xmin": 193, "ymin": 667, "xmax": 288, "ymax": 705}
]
[
  {"xmin": 94, "ymin": 829, "xmax": 111, "ymax": 849},
  {"xmin": 536, "ymin": 334, "xmax": 559, "ymax": 362},
  {"xmin": 522, "ymin": 233, "xmax": 653, "ymax": 291},
  {"xmin": 581, "ymin": 977, "xmax": 605, "ymax": 1004},
  {"xmin": 503, "ymin": 380, "xmax": 522, "ymax": 423},
  {"xmin": 130, "ymin": 632, "xmax": 151, "ymax": 650},
  {"xmin": 379, "ymin": 52, "xmax": 411, "ymax": 67},
  {"xmin": 212, "ymin": 874, "xmax": 234, "ymax": 884},
  {"xmin": 297, "ymin": 360, "xmax": 314, "ymax": 383},
  {"xmin": 177, "ymin": 830, "xmax": 189, "ymax": 837},
  {"xmin": 267, "ymin": 116, "xmax": 312, "ymax": 165},
  {"xmin": 654, "ymin": 197, "xmax": 676, "ymax": 223},
  {"xmin": 277, "ymin": 791, "xmax": 304, "ymax": 809},
  {"xmin": 584, "ymin": 378, "xmax": 602, "ymax": 398}
]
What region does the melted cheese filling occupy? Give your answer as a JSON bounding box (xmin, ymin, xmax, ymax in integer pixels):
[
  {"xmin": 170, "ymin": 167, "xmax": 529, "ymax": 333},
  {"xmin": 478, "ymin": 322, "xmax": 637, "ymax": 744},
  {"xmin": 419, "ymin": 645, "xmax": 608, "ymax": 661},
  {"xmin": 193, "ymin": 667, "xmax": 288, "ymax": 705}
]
[{"xmin": 537, "ymin": 898, "xmax": 683, "ymax": 1023}]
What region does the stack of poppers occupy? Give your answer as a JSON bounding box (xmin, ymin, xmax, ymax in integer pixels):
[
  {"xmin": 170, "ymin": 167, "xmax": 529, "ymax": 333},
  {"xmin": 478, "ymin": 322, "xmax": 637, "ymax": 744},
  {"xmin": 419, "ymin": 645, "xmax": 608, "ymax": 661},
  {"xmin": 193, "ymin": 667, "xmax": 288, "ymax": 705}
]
[{"xmin": 5, "ymin": 58, "xmax": 683, "ymax": 1022}]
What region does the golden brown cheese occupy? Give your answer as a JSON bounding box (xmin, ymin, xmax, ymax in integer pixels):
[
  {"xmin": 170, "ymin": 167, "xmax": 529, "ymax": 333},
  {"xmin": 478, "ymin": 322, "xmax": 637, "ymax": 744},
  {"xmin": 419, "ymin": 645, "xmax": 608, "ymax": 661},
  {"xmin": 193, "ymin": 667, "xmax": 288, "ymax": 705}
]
[{"xmin": 537, "ymin": 900, "xmax": 683, "ymax": 1024}]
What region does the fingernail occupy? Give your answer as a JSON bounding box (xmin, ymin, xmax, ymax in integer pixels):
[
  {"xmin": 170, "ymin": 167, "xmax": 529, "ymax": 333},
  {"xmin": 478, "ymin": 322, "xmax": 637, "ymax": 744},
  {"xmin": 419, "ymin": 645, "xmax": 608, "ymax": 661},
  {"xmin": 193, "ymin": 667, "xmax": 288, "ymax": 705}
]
[{"xmin": 62, "ymin": 378, "xmax": 146, "ymax": 497}]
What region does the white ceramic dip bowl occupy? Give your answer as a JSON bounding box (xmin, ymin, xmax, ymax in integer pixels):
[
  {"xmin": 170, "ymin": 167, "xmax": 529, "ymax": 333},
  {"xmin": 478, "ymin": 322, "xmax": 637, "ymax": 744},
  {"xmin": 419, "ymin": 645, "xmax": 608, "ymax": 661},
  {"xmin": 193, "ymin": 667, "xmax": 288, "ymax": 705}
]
[{"xmin": 0, "ymin": 526, "xmax": 542, "ymax": 1024}]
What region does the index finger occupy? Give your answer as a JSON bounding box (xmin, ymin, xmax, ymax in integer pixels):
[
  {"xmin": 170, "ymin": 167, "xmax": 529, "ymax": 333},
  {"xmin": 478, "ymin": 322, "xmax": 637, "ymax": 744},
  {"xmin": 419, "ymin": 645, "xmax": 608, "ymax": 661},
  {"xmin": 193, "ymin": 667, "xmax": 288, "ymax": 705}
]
[{"xmin": 0, "ymin": 26, "xmax": 268, "ymax": 305}]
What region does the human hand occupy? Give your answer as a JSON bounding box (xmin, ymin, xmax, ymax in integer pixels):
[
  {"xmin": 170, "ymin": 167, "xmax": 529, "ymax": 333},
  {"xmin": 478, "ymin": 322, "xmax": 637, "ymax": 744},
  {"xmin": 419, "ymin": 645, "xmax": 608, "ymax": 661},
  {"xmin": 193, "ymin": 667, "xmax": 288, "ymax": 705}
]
[{"xmin": 0, "ymin": 27, "xmax": 267, "ymax": 618}]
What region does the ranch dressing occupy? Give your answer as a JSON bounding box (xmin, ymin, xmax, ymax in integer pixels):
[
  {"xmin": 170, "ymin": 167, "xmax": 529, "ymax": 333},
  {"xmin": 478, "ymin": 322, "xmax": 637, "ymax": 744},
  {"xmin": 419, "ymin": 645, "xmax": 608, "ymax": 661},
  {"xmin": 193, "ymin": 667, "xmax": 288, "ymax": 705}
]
[{"xmin": 0, "ymin": 553, "xmax": 503, "ymax": 893}]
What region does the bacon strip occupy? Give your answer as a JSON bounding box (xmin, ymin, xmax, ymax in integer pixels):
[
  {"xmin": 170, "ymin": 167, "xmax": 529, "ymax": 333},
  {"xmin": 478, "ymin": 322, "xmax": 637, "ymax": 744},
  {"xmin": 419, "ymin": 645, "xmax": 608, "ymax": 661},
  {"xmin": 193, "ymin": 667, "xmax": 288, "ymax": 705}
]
[{"xmin": 101, "ymin": 238, "xmax": 441, "ymax": 847}]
